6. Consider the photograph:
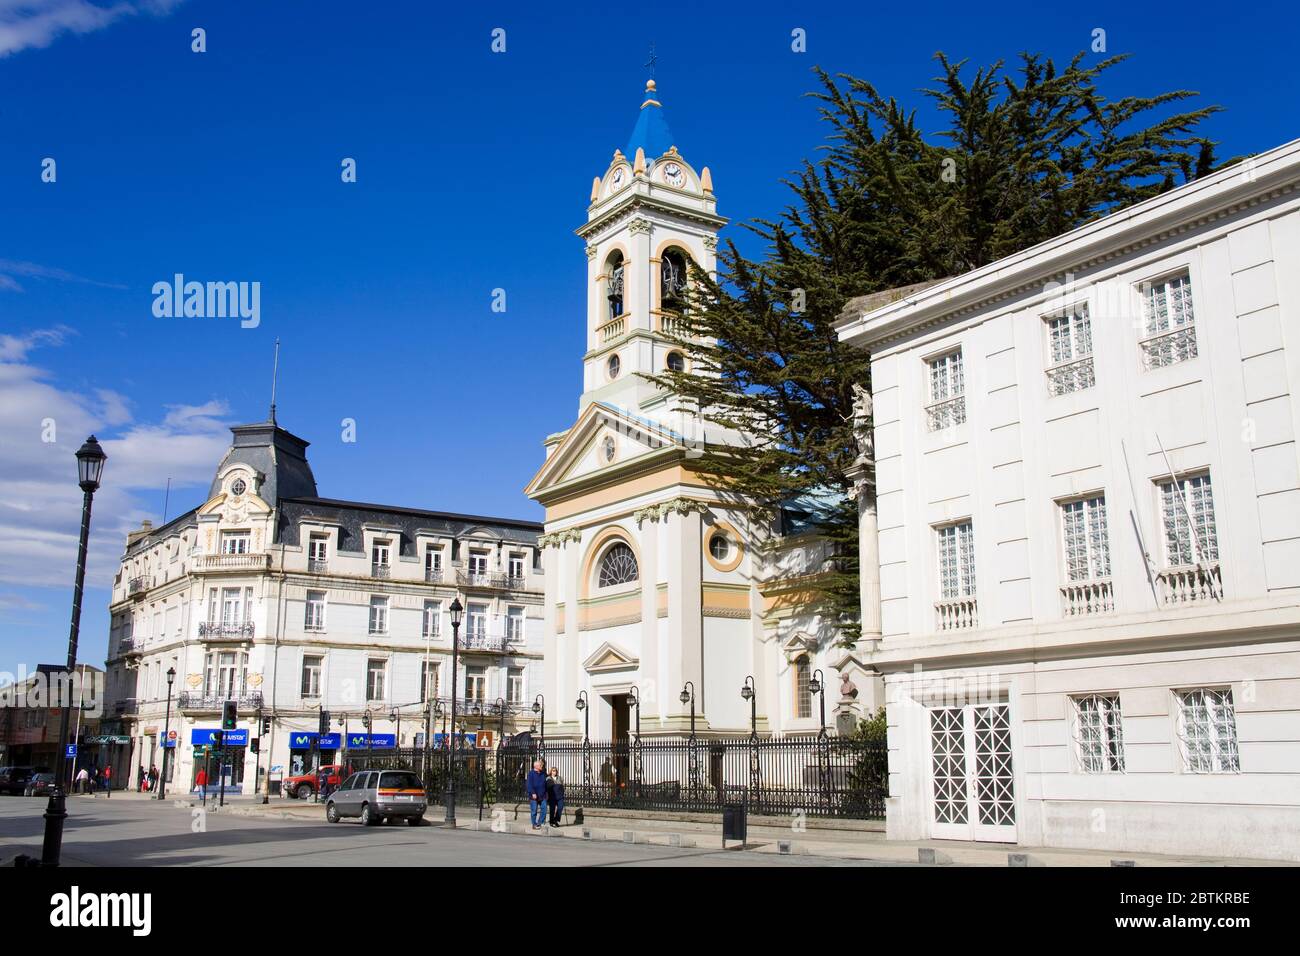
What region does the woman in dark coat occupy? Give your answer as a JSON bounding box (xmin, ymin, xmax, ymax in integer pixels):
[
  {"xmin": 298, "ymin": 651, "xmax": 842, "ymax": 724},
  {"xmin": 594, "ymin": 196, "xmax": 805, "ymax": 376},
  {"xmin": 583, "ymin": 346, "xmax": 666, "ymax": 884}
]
[{"xmin": 546, "ymin": 767, "xmax": 565, "ymax": 828}]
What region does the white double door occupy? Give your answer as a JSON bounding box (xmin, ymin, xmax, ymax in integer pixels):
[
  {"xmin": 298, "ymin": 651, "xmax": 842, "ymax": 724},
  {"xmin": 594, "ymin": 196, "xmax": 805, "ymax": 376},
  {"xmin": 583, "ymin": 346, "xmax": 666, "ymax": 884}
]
[{"xmin": 929, "ymin": 702, "xmax": 1017, "ymax": 842}]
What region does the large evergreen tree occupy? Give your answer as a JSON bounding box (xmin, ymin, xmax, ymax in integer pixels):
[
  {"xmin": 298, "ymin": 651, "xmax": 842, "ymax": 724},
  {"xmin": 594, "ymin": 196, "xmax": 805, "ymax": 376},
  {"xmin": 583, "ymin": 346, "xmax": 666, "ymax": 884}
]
[{"xmin": 649, "ymin": 53, "xmax": 1224, "ymax": 645}]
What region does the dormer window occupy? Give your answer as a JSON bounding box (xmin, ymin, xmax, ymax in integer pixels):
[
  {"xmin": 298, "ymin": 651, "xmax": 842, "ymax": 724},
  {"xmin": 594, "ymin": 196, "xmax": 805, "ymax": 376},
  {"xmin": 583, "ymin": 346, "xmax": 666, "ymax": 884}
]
[
  {"xmin": 371, "ymin": 541, "xmax": 391, "ymax": 578},
  {"xmin": 221, "ymin": 531, "xmax": 250, "ymax": 555}
]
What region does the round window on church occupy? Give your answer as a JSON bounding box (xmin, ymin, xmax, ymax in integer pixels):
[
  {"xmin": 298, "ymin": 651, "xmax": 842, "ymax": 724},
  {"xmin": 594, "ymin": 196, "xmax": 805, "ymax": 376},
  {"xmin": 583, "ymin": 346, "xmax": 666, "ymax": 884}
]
[
  {"xmin": 597, "ymin": 542, "xmax": 639, "ymax": 588},
  {"xmin": 709, "ymin": 533, "xmax": 730, "ymax": 561},
  {"xmin": 230, "ymin": 478, "xmax": 247, "ymax": 496},
  {"xmin": 666, "ymin": 351, "xmax": 685, "ymax": 373},
  {"xmin": 607, "ymin": 353, "xmax": 621, "ymax": 380}
]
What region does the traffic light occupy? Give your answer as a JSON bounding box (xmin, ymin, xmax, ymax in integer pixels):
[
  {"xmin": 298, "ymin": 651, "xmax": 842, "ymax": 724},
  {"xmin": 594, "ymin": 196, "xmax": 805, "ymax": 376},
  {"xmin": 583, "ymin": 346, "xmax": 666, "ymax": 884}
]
[
  {"xmin": 212, "ymin": 730, "xmax": 224, "ymax": 748},
  {"xmin": 260, "ymin": 716, "xmax": 271, "ymax": 735},
  {"xmin": 249, "ymin": 738, "xmax": 260, "ymax": 754},
  {"xmin": 319, "ymin": 710, "xmax": 330, "ymax": 735},
  {"xmin": 221, "ymin": 699, "xmax": 237, "ymax": 730}
]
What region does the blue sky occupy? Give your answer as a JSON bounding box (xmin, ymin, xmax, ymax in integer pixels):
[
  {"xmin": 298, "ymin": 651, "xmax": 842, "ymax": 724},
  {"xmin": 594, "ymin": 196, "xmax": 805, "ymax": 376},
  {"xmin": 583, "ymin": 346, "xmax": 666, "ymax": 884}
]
[{"xmin": 2, "ymin": 0, "xmax": 1297, "ymax": 670}]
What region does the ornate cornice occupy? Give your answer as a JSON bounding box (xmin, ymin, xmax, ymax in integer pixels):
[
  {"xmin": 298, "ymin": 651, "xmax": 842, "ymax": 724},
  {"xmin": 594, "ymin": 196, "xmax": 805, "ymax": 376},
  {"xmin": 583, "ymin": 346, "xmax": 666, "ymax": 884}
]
[
  {"xmin": 538, "ymin": 528, "xmax": 583, "ymax": 549},
  {"xmin": 634, "ymin": 496, "xmax": 709, "ymax": 526}
]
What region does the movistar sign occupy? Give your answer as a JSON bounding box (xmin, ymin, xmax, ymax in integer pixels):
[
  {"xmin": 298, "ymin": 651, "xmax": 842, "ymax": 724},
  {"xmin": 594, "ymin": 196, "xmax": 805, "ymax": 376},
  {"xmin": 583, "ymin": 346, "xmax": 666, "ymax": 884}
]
[
  {"xmin": 346, "ymin": 733, "xmax": 396, "ymax": 748},
  {"xmin": 190, "ymin": 728, "xmax": 249, "ymax": 746},
  {"xmin": 289, "ymin": 732, "xmax": 341, "ymax": 749}
]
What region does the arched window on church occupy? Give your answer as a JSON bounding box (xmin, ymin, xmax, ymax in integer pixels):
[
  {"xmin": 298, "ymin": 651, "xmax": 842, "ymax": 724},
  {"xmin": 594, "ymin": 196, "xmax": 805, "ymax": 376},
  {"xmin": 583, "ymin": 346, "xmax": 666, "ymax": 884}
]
[
  {"xmin": 660, "ymin": 247, "xmax": 689, "ymax": 312},
  {"xmin": 606, "ymin": 251, "xmax": 625, "ymax": 321},
  {"xmin": 795, "ymin": 655, "xmax": 812, "ymax": 719},
  {"xmin": 597, "ymin": 542, "xmax": 639, "ymax": 588}
]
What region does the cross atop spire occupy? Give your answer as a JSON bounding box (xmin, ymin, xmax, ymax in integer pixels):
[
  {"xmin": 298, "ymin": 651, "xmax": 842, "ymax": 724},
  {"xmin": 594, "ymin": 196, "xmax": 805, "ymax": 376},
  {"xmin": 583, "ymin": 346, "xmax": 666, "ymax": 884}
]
[{"xmin": 644, "ymin": 41, "xmax": 657, "ymax": 81}]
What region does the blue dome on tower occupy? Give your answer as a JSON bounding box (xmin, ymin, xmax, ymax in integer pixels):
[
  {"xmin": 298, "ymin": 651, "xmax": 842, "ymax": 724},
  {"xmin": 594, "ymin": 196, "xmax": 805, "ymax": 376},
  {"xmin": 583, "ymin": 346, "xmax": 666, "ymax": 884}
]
[{"xmin": 625, "ymin": 79, "xmax": 675, "ymax": 160}]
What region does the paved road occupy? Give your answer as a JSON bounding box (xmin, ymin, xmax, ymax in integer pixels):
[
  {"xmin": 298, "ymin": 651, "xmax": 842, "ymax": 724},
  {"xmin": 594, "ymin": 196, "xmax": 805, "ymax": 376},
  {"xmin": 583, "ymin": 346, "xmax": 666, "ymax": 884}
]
[{"xmin": 0, "ymin": 796, "xmax": 898, "ymax": 867}]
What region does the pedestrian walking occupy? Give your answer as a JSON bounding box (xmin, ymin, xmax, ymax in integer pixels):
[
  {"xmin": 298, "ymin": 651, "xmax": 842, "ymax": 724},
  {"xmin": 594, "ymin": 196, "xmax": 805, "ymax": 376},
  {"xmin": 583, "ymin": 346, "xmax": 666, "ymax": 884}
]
[
  {"xmin": 148, "ymin": 765, "xmax": 159, "ymax": 792},
  {"xmin": 74, "ymin": 767, "xmax": 89, "ymax": 795},
  {"xmin": 102, "ymin": 763, "xmax": 112, "ymax": 797},
  {"xmin": 195, "ymin": 767, "xmax": 208, "ymax": 804},
  {"xmin": 138, "ymin": 766, "xmax": 146, "ymax": 792},
  {"xmin": 546, "ymin": 766, "xmax": 565, "ymax": 828},
  {"xmin": 526, "ymin": 759, "xmax": 547, "ymax": 830}
]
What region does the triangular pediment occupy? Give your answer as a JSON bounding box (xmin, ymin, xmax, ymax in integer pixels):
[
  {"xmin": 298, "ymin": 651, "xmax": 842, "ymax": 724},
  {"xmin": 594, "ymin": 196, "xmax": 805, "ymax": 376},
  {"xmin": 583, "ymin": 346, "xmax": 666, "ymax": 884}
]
[
  {"xmin": 525, "ymin": 402, "xmax": 690, "ymax": 502},
  {"xmin": 782, "ymin": 631, "xmax": 818, "ymax": 661},
  {"xmin": 582, "ymin": 640, "xmax": 639, "ymax": 673}
]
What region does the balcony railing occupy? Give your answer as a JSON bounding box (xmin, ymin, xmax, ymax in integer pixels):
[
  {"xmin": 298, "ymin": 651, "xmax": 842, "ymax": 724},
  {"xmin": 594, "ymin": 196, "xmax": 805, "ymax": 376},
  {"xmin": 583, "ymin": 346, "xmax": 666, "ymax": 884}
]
[
  {"xmin": 459, "ymin": 631, "xmax": 524, "ymax": 653},
  {"xmin": 926, "ymin": 394, "xmax": 967, "ymax": 431},
  {"xmin": 198, "ymin": 621, "xmax": 256, "ymax": 639},
  {"xmin": 597, "ymin": 316, "xmax": 626, "ymax": 344},
  {"xmin": 308, "ymin": 559, "xmax": 329, "ymax": 573},
  {"xmin": 115, "ymin": 697, "xmax": 140, "ymax": 715},
  {"xmin": 177, "ymin": 691, "xmax": 263, "ymax": 713},
  {"xmin": 116, "ymin": 636, "xmax": 140, "ymax": 656},
  {"xmin": 425, "ymin": 568, "xmax": 445, "ymax": 583},
  {"xmin": 127, "ymin": 576, "xmax": 152, "ymax": 598},
  {"xmin": 1158, "ymin": 563, "xmax": 1221, "ymax": 605},
  {"xmin": 1046, "ymin": 356, "xmax": 1096, "ymax": 396},
  {"xmin": 658, "ymin": 314, "xmax": 689, "ymax": 337},
  {"xmin": 456, "ymin": 570, "xmax": 527, "ymax": 591},
  {"xmin": 372, "ymin": 563, "xmax": 391, "ymax": 579},
  {"xmin": 1140, "ymin": 324, "xmax": 1198, "ymax": 370},
  {"xmin": 1061, "ymin": 579, "xmax": 1114, "ymax": 617},
  {"xmin": 198, "ymin": 553, "xmax": 269, "ymax": 572},
  {"xmin": 935, "ymin": 596, "xmax": 978, "ymax": 631}
]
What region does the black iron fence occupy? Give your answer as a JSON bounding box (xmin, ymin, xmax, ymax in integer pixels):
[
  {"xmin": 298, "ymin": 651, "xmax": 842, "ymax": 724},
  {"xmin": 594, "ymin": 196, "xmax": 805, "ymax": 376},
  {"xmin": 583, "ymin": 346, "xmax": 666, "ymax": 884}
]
[{"xmin": 336, "ymin": 734, "xmax": 886, "ymax": 819}]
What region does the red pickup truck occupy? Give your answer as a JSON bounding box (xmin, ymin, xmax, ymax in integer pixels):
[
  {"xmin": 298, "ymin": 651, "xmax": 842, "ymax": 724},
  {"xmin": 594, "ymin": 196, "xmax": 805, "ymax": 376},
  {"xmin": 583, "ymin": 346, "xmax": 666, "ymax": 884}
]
[{"xmin": 283, "ymin": 764, "xmax": 347, "ymax": 800}]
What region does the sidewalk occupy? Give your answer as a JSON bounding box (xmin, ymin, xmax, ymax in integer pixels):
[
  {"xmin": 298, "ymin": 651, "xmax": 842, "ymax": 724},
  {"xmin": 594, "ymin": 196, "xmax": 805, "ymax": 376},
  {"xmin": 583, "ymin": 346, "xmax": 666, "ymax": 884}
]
[{"xmin": 221, "ymin": 798, "xmax": 1286, "ymax": 867}]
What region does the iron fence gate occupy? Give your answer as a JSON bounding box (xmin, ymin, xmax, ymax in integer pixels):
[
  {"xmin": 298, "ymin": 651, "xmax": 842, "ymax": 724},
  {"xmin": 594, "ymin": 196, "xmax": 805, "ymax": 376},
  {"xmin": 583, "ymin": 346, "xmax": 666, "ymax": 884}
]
[{"xmin": 334, "ymin": 736, "xmax": 885, "ymax": 819}]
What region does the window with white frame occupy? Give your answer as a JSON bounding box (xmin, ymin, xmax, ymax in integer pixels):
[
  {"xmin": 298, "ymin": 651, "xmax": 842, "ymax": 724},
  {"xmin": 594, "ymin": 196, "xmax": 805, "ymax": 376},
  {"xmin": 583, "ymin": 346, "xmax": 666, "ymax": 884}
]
[
  {"xmin": 468, "ymin": 550, "xmax": 489, "ymax": 575},
  {"xmin": 425, "ymin": 548, "xmax": 443, "ymax": 581},
  {"xmin": 308, "ymin": 535, "xmax": 329, "ymax": 569},
  {"xmin": 366, "ymin": 659, "xmax": 387, "ymax": 701},
  {"xmin": 368, "ymin": 596, "xmax": 389, "ymax": 635},
  {"xmin": 422, "ymin": 600, "xmax": 441, "ymax": 639},
  {"xmin": 301, "ymin": 655, "xmax": 322, "ymax": 698},
  {"xmin": 221, "ymin": 531, "xmax": 250, "ymax": 555},
  {"xmin": 1159, "ymin": 473, "xmax": 1218, "ymax": 567},
  {"xmin": 506, "ymin": 605, "xmax": 525, "ymax": 642},
  {"xmin": 304, "ymin": 591, "xmax": 326, "ymax": 632},
  {"xmin": 371, "ymin": 541, "xmax": 391, "ymax": 576},
  {"xmin": 1061, "ymin": 496, "xmax": 1111, "ymax": 581},
  {"xmin": 936, "ymin": 521, "xmax": 976, "ymax": 599},
  {"xmin": 1073, "ymin": 694, "xmax": 1125, "ymax": 773},
  {"xmin": 926, "ymin": 349, "xmax": 966, "ymax": 430},
  {"xmin": 1140, "ymin": 271, "xmax": 1197, "ymax": 368},
  {"xmin": 465, "ymin": 665, "xmax": 487, "ymax": 702},
  {"xmin": 466, "ymin": 603, "xmax": 488, "ymax": 640},
  {"xmin": 508, "ymin": 552, "xmax": 525, "ymax": 581},
  {"xmin": 1045, "ymin": 305, "xmax": 1095, "ymax": 395},
  {"xmin": 1176, "ymin": 688, "xmax": 1239, "ymax": 773},
  {"xmin": 220, "ymin": 587, "xmax": 244, "ymax": 626},
  {"xmin": 507, "ymin": 666, "xmax": 524, "ymax": 704},
  {"xmin": 420, "ymin": 661, "xmax": 439, "ymax": 702}
]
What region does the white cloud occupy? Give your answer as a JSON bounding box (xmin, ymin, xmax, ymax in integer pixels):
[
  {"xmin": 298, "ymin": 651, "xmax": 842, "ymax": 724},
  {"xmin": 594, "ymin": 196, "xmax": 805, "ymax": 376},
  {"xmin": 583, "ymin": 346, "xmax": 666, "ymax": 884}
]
[
  {"xmin": 0, "ymin": 258, "xmax": 126, "ymax": 291},
  {"xmin": 0, "ymin": 326, "xmax": 232, "ymax": 591},
  {"xmin": 0, "ymin": 1, "xmax": 186, "ymax": 59}
]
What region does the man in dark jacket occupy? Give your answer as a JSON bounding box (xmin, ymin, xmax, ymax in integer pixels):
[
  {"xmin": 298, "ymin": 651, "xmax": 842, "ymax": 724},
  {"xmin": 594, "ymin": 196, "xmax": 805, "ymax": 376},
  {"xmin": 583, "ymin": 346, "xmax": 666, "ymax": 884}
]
[{"xmin": 525, "ymin": 760, "xmax": 547, "ymax": 830}]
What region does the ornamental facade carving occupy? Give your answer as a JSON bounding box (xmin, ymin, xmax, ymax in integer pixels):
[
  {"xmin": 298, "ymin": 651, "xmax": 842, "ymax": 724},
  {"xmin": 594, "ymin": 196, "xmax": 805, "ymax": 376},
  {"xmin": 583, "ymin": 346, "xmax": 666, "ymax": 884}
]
[{"xmin": 633, "ymin": 496, "xmax": 710, "ymax": 526}]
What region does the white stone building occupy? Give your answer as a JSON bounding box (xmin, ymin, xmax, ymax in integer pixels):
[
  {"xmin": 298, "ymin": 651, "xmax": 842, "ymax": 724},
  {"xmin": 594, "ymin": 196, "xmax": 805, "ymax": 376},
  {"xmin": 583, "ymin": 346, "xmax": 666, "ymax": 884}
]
[
  {"xmin": 525, "ymin": 81, "xmax": 876, "ymax": 746},
  {"xmin": 104, "ymin": 418, "xmax": 544, "ymax": 796},
  {"xmin": 837, "ymin": 139, "xmax": 1300, "ymax": 861}
]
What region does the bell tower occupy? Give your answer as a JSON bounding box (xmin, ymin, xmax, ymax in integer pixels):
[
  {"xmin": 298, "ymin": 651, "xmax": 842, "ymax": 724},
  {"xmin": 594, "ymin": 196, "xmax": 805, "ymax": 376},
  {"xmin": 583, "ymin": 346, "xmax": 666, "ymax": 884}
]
[{"xmin": 577, "ymin": 79, "xmax": 727, "ymax": 420}]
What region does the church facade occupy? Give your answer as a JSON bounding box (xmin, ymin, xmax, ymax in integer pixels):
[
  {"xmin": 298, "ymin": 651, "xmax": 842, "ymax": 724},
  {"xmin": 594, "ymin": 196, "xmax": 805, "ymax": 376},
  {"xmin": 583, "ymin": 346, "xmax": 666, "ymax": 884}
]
[{"xmin": 525, "ymin": 81, "xmax": 878, "ymax": 744}]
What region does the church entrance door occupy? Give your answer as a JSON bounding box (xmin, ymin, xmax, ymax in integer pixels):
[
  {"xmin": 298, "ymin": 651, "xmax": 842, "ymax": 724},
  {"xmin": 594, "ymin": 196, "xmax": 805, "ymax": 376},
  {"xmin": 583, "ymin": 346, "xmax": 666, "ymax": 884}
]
[{"xmin": 608, "ymin": 694, "xmax": 631, "ymax": 799}]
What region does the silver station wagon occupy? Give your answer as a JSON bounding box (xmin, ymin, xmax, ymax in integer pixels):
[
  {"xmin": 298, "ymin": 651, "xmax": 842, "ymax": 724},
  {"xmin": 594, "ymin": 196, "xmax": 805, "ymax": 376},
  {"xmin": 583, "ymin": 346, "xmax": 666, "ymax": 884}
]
[{"xmin": 326, "ymin": 769, "xmax": 427, "ymax": 826}]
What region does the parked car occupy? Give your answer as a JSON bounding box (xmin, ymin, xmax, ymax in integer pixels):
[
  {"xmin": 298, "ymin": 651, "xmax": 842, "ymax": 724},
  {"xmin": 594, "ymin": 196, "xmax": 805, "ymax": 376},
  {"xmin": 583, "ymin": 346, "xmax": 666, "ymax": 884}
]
[
  {"xmin": 283, "ymin": 764, "xmax": 346, "ymax": 800},
  {"xmin": 0, "ymin": 766, "xmax": 47, "ymax": 796},
  {"xmin": 326, "ymin": 770, "xmax": 426, "ymax": 826},
  {"xmin": 23, "ymin": 773, "xmax": 56, "ymax": 797}
]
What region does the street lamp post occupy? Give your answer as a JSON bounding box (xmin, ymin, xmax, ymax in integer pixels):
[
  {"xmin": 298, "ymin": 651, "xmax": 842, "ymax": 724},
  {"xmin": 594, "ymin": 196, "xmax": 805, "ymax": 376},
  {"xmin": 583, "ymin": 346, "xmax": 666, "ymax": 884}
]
[
  {"xmin": 495, "ymin": 697, "xmax": 506, "ymax": 746},
  {"xmin": 741, "ymin": 675, "xmax": 761, "ymax": 801},
  {"xmin": 389, "ymin": 708, "xmax": 400, "ymax": 750},
  {"xmin": 444, "ymin": 597, "xmax": 463, "ymax": 825},
  {"xmin": 575, "ymin": 690, "xmax": 591, "ymax": 797},
  {"xmin": 810, "ymin": 669, "xmax": 827, "ymax": 738},
  {"xmin": 679, "ymin": 681, "xmax": 698, "ymax": 799},
  {"xmin": 531, "ymin": 694, "xmax": 545, "ymax": 760},
  {"xmin": 157, "ymin": 667, "xmax": 176, "ymax": 800},
  {"xmin": 810, "ymin": 668, "xmax": 830, "ymax": 805},
  {"xmin": 41, "ymin": 436, "xmax": 106, "ymax": 867},
  {"xmin": 628, "ymin": 685, "xmax": 642, "ymax": 798}
]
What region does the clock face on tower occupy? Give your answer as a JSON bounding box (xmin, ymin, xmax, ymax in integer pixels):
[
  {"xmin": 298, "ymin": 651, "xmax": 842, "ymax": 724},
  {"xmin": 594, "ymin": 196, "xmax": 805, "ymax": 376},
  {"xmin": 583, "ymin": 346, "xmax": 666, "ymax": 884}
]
[
  {"xmin": 662, "ymin": 162, "xmax": 684, "ymax": 188},
  {"xmin": 611, "ymin": 167, "xmax": 626, "ymax": 189}
]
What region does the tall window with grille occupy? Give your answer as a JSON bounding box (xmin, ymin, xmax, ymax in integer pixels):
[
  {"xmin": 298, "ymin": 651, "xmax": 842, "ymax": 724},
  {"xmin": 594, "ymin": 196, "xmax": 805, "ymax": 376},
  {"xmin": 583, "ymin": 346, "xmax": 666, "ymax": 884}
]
[
  {"xmin": 371, "ymin": 541, "xmax": 391, "ymax": 577},
  {"xmin": 422, "ymin": 600, "xmax": 441, "ymax": 639},
  {"xmin": 366, "ymin": 659, "xmax": 387, "ymax": 702},
  {"xmin": 308, "ymin": 535, "xmax": 329, "ymax": 571},
  {"xmin": 507, "ymin": 666, "xmax": 524, "ymax": 704},
  {"xmin": 300, "ymin": 655, "xmax": 322, "ymax": 698},
  {"xmin": 1140, "ymin": 271, "xmax": 1197, "ymax": 368},
  {"xmin": 425, "ymin": 548, "xmax": 442, "ymax": 582},
  {"xmin": 506, "ymin": 606, "xmax": 525, "ymax": 642},
  {"xmin": 368, "ymin": 596, "xmax": 388, "ymax": 635},
  {"xmin": 467, "ymin": 603, "xmax": 488, "ymax": 640},
  {"xmin": 1176, "ymin": 688, "xmax": 1239, "ymax": 773},
  {"xmin": 1045, "ymin": 305, "xmax": 1095, "ymax": 395},
  {"xmin": 795, "ymin": 655, "xmax": 812, "ymax": 719},
  {"xmin": 1073, "ymin": 694, "xmax": 1125, "ymax": 772},
  {"xmin": 1160, "ymin": 473, "xmax": 1218, "ymax": 567},
  {"xmin": 1060, "ymin": 496, "xmax": 1112, "ymax": 614},
  {"xmin": 508, "ymin": 552, "xmax": 525, "ymax": 582},
  {"xmin": 465, "ymin": 665, "xmax": 487, "ymax": 702},
  {"xmin": 420, "ymin": 661, "xmax": 439, "ymax": 702},
  {"xmin": 304, "ymin": 591, "xmax": 326, "ymax": 632},
  {"xmin": 926, "ymin": 349, "xmax": 966, "ymax": 430},
  {"xmin": 935, "ymin": 521, "xmax": 977, "ymax": 629}
]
